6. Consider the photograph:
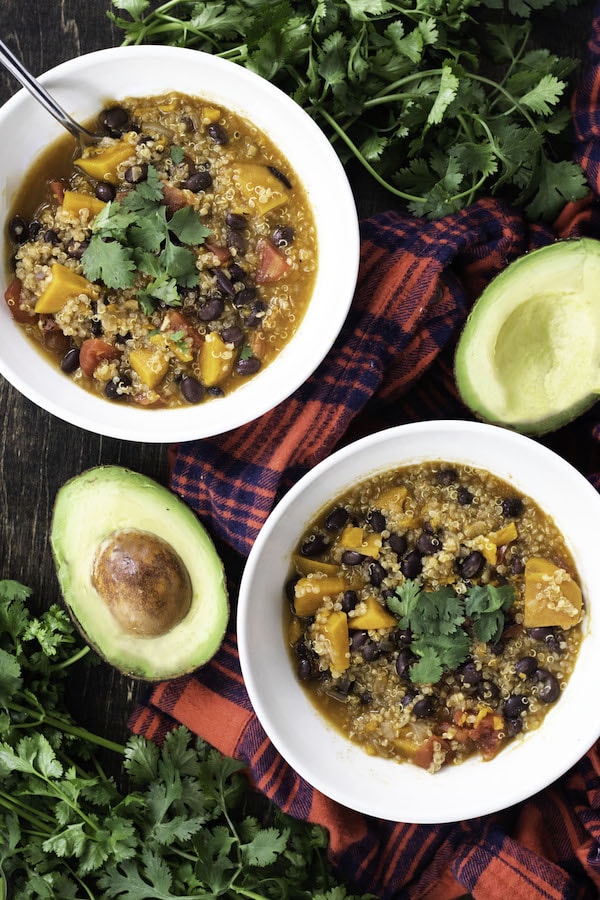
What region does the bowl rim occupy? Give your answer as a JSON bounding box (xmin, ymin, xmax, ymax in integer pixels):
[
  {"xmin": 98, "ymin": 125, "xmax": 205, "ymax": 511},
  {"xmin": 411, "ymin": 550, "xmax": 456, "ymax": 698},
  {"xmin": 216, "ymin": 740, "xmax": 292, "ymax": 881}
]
[
  {"xmin": 0, "ymin": 45, "xmax": 360, "ymax": 442},
  {"xmin": 237, "ymin": 419, "xmax": 600, "ymax": 823}
]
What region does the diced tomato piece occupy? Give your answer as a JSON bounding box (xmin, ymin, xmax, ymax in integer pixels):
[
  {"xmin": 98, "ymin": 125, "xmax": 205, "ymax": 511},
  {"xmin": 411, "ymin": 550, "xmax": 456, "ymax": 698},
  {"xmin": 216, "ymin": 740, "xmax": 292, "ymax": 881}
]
[
  {"xmin": 4, "ymin": 277, "xmax": 36, "ymax": 323},
  {"xmin": 413, "ymin": 736, "xmax": 450, "ymax": 771},
  {"xmin": 79, "ymin": 338, "xmax": 120, "ymax": 376},
  {"xmin": 255, "ymin": 237, "xmax": 290, "ymax": 283},
  {"xmin": 204, "ymin": 240, "xmax": 232, "ymax": 264},
  {"xmin": 50, "ymin": 180, "xmax": 66, "ymax": 205},
  {"xmin": 161, "ymin": 309, "xmax": 202, "ymax": 349},
  {"xmin": 162, "ymin": 184, "xmax": 190, "ymax": 214},
  {"xmin": 41, "ymin": 319, "xmax": 70, "ymax": 354}
]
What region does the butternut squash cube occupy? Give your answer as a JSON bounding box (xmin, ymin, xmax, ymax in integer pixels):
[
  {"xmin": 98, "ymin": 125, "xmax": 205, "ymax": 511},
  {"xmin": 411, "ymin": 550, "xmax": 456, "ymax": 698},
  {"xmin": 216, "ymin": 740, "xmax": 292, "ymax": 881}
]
[
  {"xmin": 338, "ymin": 526, "xmax": 382, "ymax": 558},
  {"xmin": 488, "ymin": 521, "xmax": 518, "ymax": 547},
  {"xmin": 199, "ymin": 332, "xmax": 235, "ymax": 387},
  {"xmin": 349, "ymin": 594, "xmax": 397, "ymax": 630},
  {"xmin": 292, "ymin": 554, "xmax": 339, "ymax": 576},
  {"xmin": 62, "ymin": 190, "xmax": 106, "ymax": 218},
  {"xmin": 377, "ymin": 485, "xmax": 408, "ymax": 512},
  {"xmin": 202, "ymin": 106, "xmax": 222, "ymax": 123},
  {"xmin": 231, "ymin": 162, "xmax": 289, "ymax": 215},
  {"xmin": 129, "ymin": 347, "xmax": 169, "ymax": 389},
  {"xmin": 293, "ymin": 574, "xmax": 348, "ymax": 617},
  {"xmin": 523, "ymin": 557, "xmax": 583, "ymax": 629},
  {"xmin": 34, "ymin": 263, "xmax": 96, "ymax": 314},
  {"xmin": 75, "ymin": 141, "xmax": 135, "ymax": 185},
  {"xmin": 321, "ymin": 610, "xmax": 350, "ymax": 672}
]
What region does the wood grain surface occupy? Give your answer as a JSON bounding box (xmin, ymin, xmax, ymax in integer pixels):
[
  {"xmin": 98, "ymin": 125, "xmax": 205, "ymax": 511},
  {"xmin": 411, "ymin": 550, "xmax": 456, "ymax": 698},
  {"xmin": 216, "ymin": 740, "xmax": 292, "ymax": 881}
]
[{"xmin": 0, "ymin": 0, "xmax": 595, "ymax": 748}]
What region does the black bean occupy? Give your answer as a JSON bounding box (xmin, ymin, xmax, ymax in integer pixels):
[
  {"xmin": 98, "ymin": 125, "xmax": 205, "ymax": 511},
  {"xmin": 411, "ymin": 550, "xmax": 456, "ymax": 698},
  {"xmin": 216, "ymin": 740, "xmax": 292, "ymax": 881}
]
[
  {"xmin": 44, "ymin": 229, "xmax": 60, "ymax": 245},
  {"xmin": 90, "ymin": 317, "xmax": 103, "ymax": 337},
  {"xmin": 180, "ymin": 376, "xmax": 205, "ymax": 404},
  {"xmin": 8, "ymin": 215, "xmax": 28, "ymax": 244},
  {"xmin": 416, "ymin": 531, "xmax": 441, "ymax": 555},
  {"xmin": 184, "ymin": 171, "xmax": 213, "ymax": 192},
  {"xmin": 503, "ymin": 694, "xmax": 528, "ymax": 719},
  {"xmin": 388, "ymin": 533, "xmax": 407, "ymax": 557},
  {"xmin": 236, "ymin": 356, "xmax": 261, "ymax": 376},
  {"xmin": 515, "ymin": 656, "xmax": 538, "ymax": 679},
  {"xmin": 207, "ymin": 123, "xmax": 228, "ymax": 144},
  {"xmin": 487, "ymin": 640, "xmax": 504, "ymax": 656},
  {"xmin": 501, "ymin": 496, "xmax": 524, "ymax": 518},
  {"xmin": 527, "ymin": 627, "xmax": 562, "ymax": 654},
  {"xmin": 401, "ymin": 549, "xmax": 422, "ymax": 578},
  {"xmin": 100, "ymin": 106, "xmax": 129, "ymax": 136},
  {"xmin": 435, "ymin": 467, "xmax": 457, "ymax": 486},
  {"xmin": 324, "ymin": 506, "xmax": 349, "ymax": 531},
  {"xmin": 359, "ymin": 691, "xmax": 373, "ymax": 705},
  {"xmin": 268, "ymin": 166, "xmax": 292, "ymax": 188},
  {"xmin": 226, "ymin": 212, "xmax": 248, "ymax": 230},
  {"xmin": 228, "ymin": 263, "xmax": 246, "ymax": 282},
  {"xmin": 226, "ymin": 228, "xmax": 247, "ymax": 254},
  {"xmin": 477, "ymin": 680, "xmax": 500, "ymax": 702},
  {"xmin": 361, "ymin": 640, "xmax": 380, "ymax": 662},
  {"xmin": 198, "ymin": 297, "xmax": 225, "ymax": 322},
  {"xmin": 28, "ymin": 220, "xmax": 42, "ymax": 240},
  {"xmin": 300, "ymin": 533, "xmax": 328, "ymax": 558},
  {"xmin": 298, "ymin": 657, "xmax": 316, "ymax": 681},
  {"xmin": 221, "ymin": 325, "xmax": 245, "ymax": 347},
  {"xmin": 395, "ymin": 628, "xmax": 412, "ymax": 649},
  {"xmin": 233, "ymin": 286, "xmax": 258, "ymax": 307},
  {"xmin": 95, "ymin": 182, "xmax": 116, "ymax": 202},
  {"xmin": 105, "ymin": 374, "xmax": 131, "ymax": 401},
  {"xmin": 124, "ymin": 163, "xmax": 148, "ymax": 184},
  {"xmin": 207, "ymin": 386, "xmax": 225, "ymax": 397},
  {"xmin": 510, "ymin": 556, "xmax": 525, "ymax": 575},
  {"xmin": 401, "ymin": 689, "xmax": 418, "ymax": 708},
  {"xmin": 114, "ymin": 330, "xmax": 132, "ymax": 345},
  {"xmin": 413, "ymin": 697, "xmax": 435, "ymax": 718},
  {"xmin": 341, "ymin": 550, "xmax": 365, "ymax": 566},
  {"xmin": 286, "ymin": 576, "xmax": 301, "ymax": 604},
  {"xmin": 66, "ymin": 239, "xmax": 89, "ymax": 260},
  {"xmin": 459, "ymin": 550, "xmax": 485, "ymax": 579},
  {"xmin": 457, "ymin": 486, "xmax": 474, "ymax": 505},
  {"xmin": 456, "ymin": 660, "xmax": 481, "ymax": 687},
  {"xmin": 366, "ymin": 509, "xmax": 386, "ymax": 532},
  {"xmin": 213, "ymin": 269, "xmax": 235, "ymax": 296},
  {"xmin": 243, "ymin": 300, "xmax": 267, "ymax": 328},
  {"xmin": 505, "ymin": 716, "xmax": 523, "ymax": 737},
  {"xmin": 60, "ymin": 347, "xmax": 80, "ymax": 374},
  {"xmin": 341, "ymin": 590, "xmax": 358, "ymax": 613},
  {"xmin": 536, "ymin": 669, "xmax": 560, "ymax": 704},
  {"xmin": 396, "ymin": 649, "xmax": 416, "ymax": 678},
  {"xmin": 272, "ymin": 225, "xmax": 295, "ymax": 247},
  {"xmin": 368, "ymin": 561, "xmax": 387, "ymax": 587},
  {"xmin": 350, "ymin": 630, "xmax": 369, "ymax": 651}
]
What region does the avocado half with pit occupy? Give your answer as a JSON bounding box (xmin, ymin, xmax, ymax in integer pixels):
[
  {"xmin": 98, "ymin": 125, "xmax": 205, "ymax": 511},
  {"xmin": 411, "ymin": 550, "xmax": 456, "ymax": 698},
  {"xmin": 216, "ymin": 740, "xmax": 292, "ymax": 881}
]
[
  {"xmin": 455, "ymin": 238, "xmax": 600, "ymax": 434},
  {"xmin": 51, "ymin": 466, "xmax": 228, "ymax": 680}
]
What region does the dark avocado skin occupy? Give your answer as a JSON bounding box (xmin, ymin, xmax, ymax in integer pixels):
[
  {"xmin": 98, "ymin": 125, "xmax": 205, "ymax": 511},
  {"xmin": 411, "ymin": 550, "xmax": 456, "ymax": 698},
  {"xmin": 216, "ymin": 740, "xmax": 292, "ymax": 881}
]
[{"xmin": 51, "ymin": 465, "xmax": 228, "ymax": 680}]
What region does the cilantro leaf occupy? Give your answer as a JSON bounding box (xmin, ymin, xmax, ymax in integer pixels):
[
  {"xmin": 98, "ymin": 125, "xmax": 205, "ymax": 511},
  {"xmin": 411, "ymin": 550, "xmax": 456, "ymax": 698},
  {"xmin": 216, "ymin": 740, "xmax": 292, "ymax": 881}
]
[
  {"xmin": 167, "ymin": 206, "xmax": 212, "ymax": 245},
  {"xmin": 465, "ymin": 583, "xmax": 516, "ymax": 644},
  {"xmin": 81, "ymin": 236, "xmax": 136, "ymax": 289}
]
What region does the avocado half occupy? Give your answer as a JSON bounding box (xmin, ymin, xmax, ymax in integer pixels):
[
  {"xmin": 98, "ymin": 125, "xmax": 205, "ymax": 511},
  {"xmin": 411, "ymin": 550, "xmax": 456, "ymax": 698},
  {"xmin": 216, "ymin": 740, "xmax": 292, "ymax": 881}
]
[
  {"xmin": 455, "ymin": 238, "xmax": 600, "ymax": 435},
  {"xmin": 51, "ymin": 466, "xmax": 228, "ymax": 680}
]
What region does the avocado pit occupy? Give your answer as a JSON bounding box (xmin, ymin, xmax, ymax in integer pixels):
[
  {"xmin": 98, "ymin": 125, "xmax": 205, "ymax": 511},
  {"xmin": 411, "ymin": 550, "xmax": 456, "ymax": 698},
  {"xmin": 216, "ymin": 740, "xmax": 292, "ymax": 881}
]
[{"xmin": 92, "ymin": 528, "xmax": 192, "ymax": 638}]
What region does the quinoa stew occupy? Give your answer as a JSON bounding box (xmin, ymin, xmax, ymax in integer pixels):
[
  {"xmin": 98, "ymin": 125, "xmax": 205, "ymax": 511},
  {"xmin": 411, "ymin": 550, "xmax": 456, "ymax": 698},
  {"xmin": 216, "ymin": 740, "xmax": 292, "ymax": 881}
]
[
  {"xmin": 5, "ymin": 93, "xmax": 317, "ymax": 408},
  {"xmin": 285, "ymin": 462, "xmax": 584, "ymax": 773}
]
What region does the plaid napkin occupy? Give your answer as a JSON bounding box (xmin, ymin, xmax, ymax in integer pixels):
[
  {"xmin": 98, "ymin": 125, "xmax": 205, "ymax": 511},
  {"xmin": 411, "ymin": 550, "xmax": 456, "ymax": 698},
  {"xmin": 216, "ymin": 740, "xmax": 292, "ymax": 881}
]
[{"xmin": 130, "ymin": 14, "xmax": 600, "ymax": 899}]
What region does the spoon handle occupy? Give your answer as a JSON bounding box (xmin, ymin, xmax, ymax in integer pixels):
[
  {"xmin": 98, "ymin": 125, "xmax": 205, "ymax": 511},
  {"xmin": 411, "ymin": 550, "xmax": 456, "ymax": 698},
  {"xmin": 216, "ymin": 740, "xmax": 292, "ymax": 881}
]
[{"xmin": 0, "ymin": 39, "xmax": 100, "ymax": 141}]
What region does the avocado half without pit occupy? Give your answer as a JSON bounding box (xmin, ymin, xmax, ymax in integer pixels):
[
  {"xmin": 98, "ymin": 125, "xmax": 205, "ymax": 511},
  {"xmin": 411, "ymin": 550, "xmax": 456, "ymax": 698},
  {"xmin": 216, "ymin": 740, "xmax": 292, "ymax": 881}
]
[
  {"xmin": 51, "ymin": 466, "xmax": 228, "ymax": 680},
  {"xmin": 455, "ymin": 238, "xmax": 600, "ymax": 435}
]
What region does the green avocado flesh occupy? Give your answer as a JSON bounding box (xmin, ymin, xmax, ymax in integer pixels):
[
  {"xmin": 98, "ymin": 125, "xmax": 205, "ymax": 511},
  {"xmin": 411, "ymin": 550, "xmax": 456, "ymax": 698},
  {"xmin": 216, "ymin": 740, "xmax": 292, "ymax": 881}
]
[
  {"xmin": 51, "ymin": 466, "xmax": 228, "ymax": 680},
  {"xmin": 455, "ymin": 238, "xmax": 600, "ymax": 434}
]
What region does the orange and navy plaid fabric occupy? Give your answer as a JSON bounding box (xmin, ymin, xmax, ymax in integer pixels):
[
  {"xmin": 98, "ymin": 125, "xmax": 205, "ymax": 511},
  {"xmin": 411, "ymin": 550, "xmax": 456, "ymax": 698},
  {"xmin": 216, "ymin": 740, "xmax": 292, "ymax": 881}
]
[{"xmin": 130, "ymin": 12, "xmax": 600, "ymax": 899}]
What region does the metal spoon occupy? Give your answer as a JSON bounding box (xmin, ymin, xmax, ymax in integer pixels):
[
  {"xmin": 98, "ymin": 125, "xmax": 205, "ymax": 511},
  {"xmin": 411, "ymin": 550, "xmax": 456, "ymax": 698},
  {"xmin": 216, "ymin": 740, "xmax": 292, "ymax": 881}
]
[{"xmin": 0, "ymin": 39, "xmax": 102, "ymax": 143}]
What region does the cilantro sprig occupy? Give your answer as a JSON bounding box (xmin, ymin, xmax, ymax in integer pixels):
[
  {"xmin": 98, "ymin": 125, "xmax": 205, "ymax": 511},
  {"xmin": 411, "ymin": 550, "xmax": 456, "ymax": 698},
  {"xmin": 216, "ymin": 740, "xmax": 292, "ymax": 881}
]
[
  {"xmin": 386, "ymin": 579, "xmax": 516, "ymax": 684},
  {"xmin": 108, "ymin": 0, "xmax": 588, "ymax": 221},
  {"xmin": 81, "ymin": 163, "xmax": 211, "ymax": 314},
  {"xmin": 0, "ymin": 580, "xmax": 372, "ymax": 898}
]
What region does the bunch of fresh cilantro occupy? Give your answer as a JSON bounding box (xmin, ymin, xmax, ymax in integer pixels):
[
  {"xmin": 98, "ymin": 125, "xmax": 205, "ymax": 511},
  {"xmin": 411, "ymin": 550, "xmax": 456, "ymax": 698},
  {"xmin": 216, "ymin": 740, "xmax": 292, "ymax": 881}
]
[
  {"xmin": 0, "ymin": 580, "xmax": 371, "ymax": 899},
  {"xmin": 82, "ymin": 158, "xmax": 211, "ymax": 313},
  {"xmin": 108, "ymin": 0, "xmax": 588, "ymax": 220},
  {"xmin": 386, "ymin": 578, "xmax": 516, "ymax": 684}
]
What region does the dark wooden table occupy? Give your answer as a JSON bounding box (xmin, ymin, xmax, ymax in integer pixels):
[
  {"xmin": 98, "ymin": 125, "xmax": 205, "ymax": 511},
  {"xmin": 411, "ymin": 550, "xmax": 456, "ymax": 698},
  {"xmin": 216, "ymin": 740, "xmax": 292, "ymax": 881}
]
[{"xmin": 0, "ymin": 0, "xmax": 595, "ymax": 748}]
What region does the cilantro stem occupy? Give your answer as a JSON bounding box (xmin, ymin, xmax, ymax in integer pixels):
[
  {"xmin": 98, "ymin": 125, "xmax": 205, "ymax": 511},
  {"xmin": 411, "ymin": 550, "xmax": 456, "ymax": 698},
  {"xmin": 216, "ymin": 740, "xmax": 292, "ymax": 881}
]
[
  {"xmin": 51, "ymin": 644, "xmax": 90, "ymax": 671},
  {"xmin": 315, "ymin": 106, "xmax": 425, "ymax": 203},
  {"xmin": 0, "ymin": 790, "xmax": 55, "ymax": 829},
  {"xmin": 6, "ymin": 701, "xmax": 125, "ymax": 754}
]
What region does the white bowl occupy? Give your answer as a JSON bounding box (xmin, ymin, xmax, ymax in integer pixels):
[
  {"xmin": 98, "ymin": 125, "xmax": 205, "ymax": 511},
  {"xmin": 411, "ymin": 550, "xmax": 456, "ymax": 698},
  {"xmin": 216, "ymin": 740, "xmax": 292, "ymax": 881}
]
[
  {"xmin": 238, "ymin": 420, "xmax": 600, "ymax": 823},
  {"xmin": 0, "ymin": 46, "xmax": 359, "ymax": 442}
]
